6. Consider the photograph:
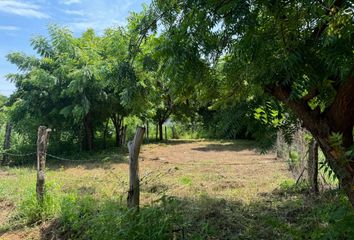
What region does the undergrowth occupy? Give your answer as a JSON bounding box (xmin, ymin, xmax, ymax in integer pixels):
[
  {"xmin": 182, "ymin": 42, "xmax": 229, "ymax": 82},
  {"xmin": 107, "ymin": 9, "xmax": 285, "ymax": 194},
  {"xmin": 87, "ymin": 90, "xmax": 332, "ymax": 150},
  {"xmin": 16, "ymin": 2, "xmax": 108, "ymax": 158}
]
[{"xmin": 1, "ymin": 179, "xmax": 353, "ymax": 240}]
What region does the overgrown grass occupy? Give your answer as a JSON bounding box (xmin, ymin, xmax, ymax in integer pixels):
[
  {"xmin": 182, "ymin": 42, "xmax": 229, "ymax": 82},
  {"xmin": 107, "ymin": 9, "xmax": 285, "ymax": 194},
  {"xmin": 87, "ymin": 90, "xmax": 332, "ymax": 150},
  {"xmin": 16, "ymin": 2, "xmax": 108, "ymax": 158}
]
[
  {"xmin": 1, "ymin": 174, "xmax": 353, "ymax": 240},
  {"xmin": 59, "ymin": 195, "xmax": 180, "ymax": 240},
  {"xmin": 1, "ymin": 181, "xmax": 180, "ymax": 239}
]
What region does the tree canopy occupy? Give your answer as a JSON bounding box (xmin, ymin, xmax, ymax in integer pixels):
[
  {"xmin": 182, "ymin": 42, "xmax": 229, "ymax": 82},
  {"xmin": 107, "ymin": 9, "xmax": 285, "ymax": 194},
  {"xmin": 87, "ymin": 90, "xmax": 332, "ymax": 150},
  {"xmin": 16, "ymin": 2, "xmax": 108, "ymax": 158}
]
[{"xmin": 137, "ymin": 0, "xmax": 354, "ymax": 206}]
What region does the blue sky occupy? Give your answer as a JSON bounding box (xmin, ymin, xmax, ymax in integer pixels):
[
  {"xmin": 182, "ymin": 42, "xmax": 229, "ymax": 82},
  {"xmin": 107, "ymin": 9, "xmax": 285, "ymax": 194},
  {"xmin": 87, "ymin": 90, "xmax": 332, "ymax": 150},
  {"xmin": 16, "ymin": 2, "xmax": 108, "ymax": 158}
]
[{"xmin": 0, "ymin": 0, "xmax": 149, "ymax": 97}]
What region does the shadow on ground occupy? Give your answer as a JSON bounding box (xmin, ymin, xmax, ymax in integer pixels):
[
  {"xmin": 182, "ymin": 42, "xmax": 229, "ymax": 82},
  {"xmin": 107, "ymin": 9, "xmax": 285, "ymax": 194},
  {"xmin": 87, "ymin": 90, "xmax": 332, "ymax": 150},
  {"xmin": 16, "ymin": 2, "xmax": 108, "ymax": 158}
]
[{"xmin": 191, "ymin": 141, "xmax": 256, "ymax": 152}]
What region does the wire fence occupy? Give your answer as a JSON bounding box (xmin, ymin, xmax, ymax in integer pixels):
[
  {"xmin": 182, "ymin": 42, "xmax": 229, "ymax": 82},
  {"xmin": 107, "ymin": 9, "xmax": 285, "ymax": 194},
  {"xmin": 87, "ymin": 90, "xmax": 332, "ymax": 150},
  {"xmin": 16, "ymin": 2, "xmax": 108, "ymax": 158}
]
[
  {"xmin": 46, "ymin": 153, "xmax": 102, "ymax": 163},
  {"xmin": 276, "ymin": 128, "xmax": 309, "ymax": 178},
  {"xmin": 0, "ymin": 149, "xmax": 107, "ymax": 163},
  {"xmin": 276, "ymin": 128, "xmax": 338, "ymax": 189},
  {"xmin": 0, "ymin": 150, "xmax": 37, "ymax": 157}
]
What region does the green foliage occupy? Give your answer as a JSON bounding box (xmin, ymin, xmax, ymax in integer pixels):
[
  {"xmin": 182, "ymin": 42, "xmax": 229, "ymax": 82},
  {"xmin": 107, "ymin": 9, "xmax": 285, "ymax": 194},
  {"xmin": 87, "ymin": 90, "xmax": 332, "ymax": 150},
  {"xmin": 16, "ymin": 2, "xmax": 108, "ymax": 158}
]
[
  {"xmin": 5, "ymin": 24, "xmax": 150, "ymax": 151},
  {"xmin": 324, "ymin": 205, "xmax": 354, "ymax": 240},
  {"xmin": 319, "ymin": 160, "xmax": 338, "ymax": 182}
]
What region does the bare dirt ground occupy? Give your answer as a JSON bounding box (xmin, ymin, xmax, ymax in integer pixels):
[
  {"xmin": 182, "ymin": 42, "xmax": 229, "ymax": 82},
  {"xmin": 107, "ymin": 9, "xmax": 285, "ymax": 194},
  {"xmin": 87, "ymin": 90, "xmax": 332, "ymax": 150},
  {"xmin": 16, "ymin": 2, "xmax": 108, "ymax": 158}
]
[
  {"xmin": 0, "ymin": 140, "xmax": 292, "ymax": 240},
  {"xmin": 139, "ymin": 140, "xmax": 291, "ymax": 202}
]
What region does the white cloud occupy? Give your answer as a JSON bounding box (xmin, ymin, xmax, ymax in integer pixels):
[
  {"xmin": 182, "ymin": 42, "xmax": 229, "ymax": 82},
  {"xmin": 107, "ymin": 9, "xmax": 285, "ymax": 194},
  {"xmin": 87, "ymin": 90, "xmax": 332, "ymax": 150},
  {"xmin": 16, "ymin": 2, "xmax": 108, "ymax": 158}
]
[
  {"xmin": 0, "ymin": 0, "xmax": 49, "ymax": 19},
  {"xmin": 63, "ymin": 9, "xmax": 84, "ymax": 16},
  {"xmin": 64, "ymin": 0, "xmax": 136, "ymax": 34},
  {"xmin": 0, "ymin": 25, "xmax": 20, "ymax": 31},
  {"xmin": 68, "ymin": 19, "xmax": 125, "ymax": 33},
  {"xmin": 61, "ymin": 0, "xmax": 81, "ymax": 5}
]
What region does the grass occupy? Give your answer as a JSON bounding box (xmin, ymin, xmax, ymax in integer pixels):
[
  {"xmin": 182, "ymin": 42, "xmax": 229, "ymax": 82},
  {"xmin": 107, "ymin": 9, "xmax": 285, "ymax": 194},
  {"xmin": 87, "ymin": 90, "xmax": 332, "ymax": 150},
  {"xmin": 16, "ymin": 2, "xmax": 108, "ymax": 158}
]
[{"xmin": 0, "ymin": 140, "xmax": 353, "ymax": 239}]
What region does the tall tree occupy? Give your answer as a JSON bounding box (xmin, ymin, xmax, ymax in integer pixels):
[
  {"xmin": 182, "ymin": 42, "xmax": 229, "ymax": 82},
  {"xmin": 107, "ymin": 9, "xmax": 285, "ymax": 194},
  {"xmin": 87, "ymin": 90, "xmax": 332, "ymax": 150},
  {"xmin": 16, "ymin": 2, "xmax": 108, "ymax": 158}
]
[
  {"xmin": 142, "ymin": 0, "xmax": 354, "ymax": 206},
  {"xmin": 7, "ymin": 26, "xmax": 107, "ymax": 150}
]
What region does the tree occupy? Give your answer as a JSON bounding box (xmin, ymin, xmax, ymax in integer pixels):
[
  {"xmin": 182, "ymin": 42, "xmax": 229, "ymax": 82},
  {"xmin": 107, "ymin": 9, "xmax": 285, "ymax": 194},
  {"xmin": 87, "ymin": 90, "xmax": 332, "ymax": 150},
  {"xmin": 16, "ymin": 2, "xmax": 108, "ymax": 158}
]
[
  {"xmin": 142, "ymin": 0, "xmax": 354, "ymax": 206},
  {"xmin": 100, "ymin": 27, "xmax": 131, "ymax": 147},
  {"xmin": 6, "ymin": 26, "xmax": 108, "ymax": 150}
]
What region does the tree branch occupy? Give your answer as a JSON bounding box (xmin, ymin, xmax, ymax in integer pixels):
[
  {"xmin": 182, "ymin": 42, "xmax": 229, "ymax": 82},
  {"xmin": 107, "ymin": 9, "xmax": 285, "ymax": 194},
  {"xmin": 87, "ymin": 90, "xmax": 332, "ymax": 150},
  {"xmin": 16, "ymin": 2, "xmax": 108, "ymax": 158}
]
[{"xmin": 266, "ymin": 84, "xmax": 329, "ymax": 137}]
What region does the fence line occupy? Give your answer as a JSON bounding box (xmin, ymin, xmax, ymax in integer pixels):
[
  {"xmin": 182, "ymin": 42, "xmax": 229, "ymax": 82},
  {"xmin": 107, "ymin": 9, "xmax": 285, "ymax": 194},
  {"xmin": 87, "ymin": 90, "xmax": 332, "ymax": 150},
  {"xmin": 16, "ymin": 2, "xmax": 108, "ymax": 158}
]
[
  {"xmin": 0, "ymin": 150, "xmax": 36, "ymax": 157},
  {"xmin": 0, "ymin": 149, "xmax": 103, "ymax": 163},
  {"xmin": 46, "ymin": 153, "xmax": 100, "ymax": 163},
  {"xmin": 276, "ymin": 128, "xmax": 308, "ymax": 178}
]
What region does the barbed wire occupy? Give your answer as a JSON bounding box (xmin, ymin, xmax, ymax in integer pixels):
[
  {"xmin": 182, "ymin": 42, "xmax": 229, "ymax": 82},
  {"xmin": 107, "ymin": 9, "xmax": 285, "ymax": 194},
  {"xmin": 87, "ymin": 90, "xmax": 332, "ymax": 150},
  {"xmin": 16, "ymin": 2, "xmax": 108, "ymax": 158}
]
[
  {"xmin": 46, "ymin": 153, "xmax": 101, "ymax": 163},
  {"xmin": 0, "ymin": 150, "xmax": 36, "ymax": 157},
  {"xmin": 0, "ymin": 148, "xmax": 105, "ymax": 162}
]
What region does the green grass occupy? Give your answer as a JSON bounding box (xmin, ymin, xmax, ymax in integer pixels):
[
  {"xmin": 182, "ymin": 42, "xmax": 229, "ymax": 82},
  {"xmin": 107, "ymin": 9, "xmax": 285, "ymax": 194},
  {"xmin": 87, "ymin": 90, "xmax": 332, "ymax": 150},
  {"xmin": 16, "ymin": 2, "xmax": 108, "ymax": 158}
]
[
  {"xmin": 179, "ymin": 176, "xmax": 193, "ymax": 186},
  {"xmin": 1, "ymin": 168, "xmax": 353, "ymax": 240}
]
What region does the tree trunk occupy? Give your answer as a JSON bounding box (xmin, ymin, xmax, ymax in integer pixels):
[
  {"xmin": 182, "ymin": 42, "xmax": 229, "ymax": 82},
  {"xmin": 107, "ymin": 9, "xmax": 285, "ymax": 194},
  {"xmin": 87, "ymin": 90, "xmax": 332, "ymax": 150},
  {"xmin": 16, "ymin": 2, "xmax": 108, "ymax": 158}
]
[
  {"xmin": 83, "ymin": 114, "xmax": 94, "ymax": 151},
  {"xmin": 155, "ymin": 123, "xmax": 158, "ymax": 141},
  {"xmin": 127, "ymin": 126, "xmax": 145, "ymax": 209},
  {"xmin": 103, "ymin": 119, "xmax": 109, "ymax": 149},
  {"xmin": 319, "ymin": 137, "xmax": 354, "ymax": 207},
  {"xmin": 36, "ymin": 126, "xmax": 51, "ymax": 204},
  {"xmin": 165, "ymin": 125, "xmax": 168, "ymax": 141},
  {"xmin": 159, "ymin": 121, "xmax": 163, "ymax": 141},
  {"xmin": 308, "ymin": 139, "xmax": 319, "ymax": 193},
  {"xmin": 268, "ymin": 83, "xmax": 354, "ymax": 207},
  {"xmin": 2, "ymin": 123, "xmax": 12, "ymax": 165},
  {"xmin": 146, "ymin": 122, "xmax": 149, "ymax": 143},
  {"xmin": 111, "ymin": 114, "xmax": 123, "ymax": 147}
]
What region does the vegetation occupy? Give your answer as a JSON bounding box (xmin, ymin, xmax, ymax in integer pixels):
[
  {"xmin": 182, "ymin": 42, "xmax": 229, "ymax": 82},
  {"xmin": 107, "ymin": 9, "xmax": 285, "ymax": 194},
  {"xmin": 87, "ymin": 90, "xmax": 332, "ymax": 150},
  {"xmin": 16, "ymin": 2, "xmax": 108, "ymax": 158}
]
[
  {"xmin": 1, "ymin": 141, "xmax": 354, "ymax": 239},
  {"xmin": 0, "ymin": 0, "xmax": 353, "ymax": 239},
  {"xmin": 138, "ymin": 0, "xmax": 354, "ymax": 206}
]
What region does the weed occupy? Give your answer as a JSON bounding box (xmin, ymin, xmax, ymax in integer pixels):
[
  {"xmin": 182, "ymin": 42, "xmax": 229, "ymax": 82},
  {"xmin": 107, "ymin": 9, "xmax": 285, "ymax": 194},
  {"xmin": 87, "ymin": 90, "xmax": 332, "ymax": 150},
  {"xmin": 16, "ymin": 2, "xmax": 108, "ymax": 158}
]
[
  {"xmin": 17, "ymin": 181, "xmax": 62, "ymax": 224},
  {"xmin": 179, "ymin": 176, "xmax": 192, "ymax": 186}
]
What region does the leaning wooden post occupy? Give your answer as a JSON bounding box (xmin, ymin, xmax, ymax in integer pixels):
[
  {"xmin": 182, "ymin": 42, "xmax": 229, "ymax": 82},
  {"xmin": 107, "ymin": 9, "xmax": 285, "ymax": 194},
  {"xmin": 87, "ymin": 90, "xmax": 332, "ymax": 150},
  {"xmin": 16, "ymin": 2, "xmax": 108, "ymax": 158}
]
[
  {"xmin": 122, "ymin": 125, "xmax": 128, "ymax": 145},
  {"xmin": 36, "ymin": 126, "xmax": 51, "ymax": 204},
  {"xmin": 127, "ymin": 126, "xmax": 145, "ymax": 209},
  {"xmin": 2, "ymin": 123, "xmax": 12, "ymax": 165}
]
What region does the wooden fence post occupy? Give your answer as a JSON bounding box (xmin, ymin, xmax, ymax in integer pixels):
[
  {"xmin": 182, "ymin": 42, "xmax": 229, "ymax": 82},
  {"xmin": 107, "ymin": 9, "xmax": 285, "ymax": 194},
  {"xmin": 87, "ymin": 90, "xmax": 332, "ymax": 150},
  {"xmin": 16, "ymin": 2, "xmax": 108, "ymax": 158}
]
[
  {"xmin": 2, "ymin": 123, "xmax": 12, "ymax": 165},
  {"xmin": 127, "ymin": 126, "xmax": 145, "ymax": 209},
  {"xmin": 36, "ymin": 126, "xmax": 51, "ymax": 203},
  {"xmin": 308, "ymin": 139, "xmax": 319, "ymax": 193}
]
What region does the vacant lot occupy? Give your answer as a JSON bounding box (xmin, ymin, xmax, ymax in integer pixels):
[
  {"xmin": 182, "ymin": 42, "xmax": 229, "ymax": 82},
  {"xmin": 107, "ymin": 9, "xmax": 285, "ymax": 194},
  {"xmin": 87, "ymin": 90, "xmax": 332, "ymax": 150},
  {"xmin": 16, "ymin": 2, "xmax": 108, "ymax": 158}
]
[{"xmin": 1, "ymin": 140, "xmax": 350, "ymax": 239}]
